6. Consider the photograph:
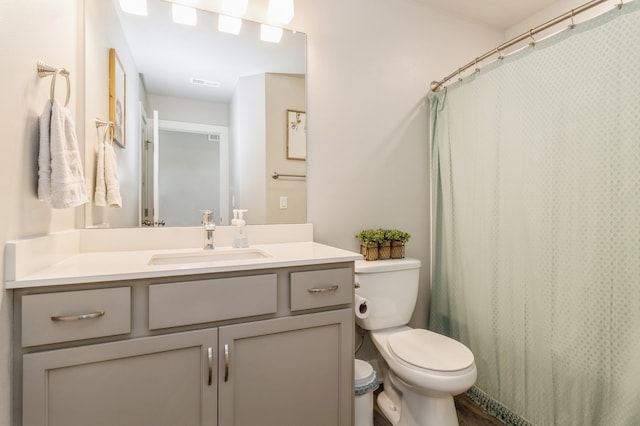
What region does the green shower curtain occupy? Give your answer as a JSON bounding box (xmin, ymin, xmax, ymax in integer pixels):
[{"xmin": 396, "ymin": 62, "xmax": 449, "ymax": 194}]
[{"xmin": 428, "ymin": 3, "xmax": 640, "ymax": 425}]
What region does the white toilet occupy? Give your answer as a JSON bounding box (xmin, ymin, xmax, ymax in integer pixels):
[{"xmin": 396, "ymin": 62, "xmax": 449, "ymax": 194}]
[{"xmin": 355, "ymin": 258, "xmax": 477, "ymax": 426}]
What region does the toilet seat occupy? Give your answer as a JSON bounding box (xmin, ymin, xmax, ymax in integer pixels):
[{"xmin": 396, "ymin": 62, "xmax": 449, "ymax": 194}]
[{"xmin": 387, "ymin": 329, "xmax": 474, "ymax": 372}]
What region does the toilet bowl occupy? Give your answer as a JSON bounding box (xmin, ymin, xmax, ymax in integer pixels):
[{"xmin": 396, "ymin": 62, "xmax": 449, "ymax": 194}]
[
  {"xmin": 371, "ymin": 326, "xmax": 476, "ymax": 426},
  {"xmin": 354, "ymin": 259, "xmax": 477, "ymax": 426},
  {"xmin": 373, "ymin": 327, "xmax": 476, "ymax": 396}
]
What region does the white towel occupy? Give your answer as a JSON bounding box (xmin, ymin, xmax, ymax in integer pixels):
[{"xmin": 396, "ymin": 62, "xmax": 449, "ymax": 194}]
[
  {"xmin": 37, "ymin": 100, "xmax": 89, "ymax": 209},
  {"xmin": 94, "ymin": 127, "xmax": 122, "ymax": 208}
]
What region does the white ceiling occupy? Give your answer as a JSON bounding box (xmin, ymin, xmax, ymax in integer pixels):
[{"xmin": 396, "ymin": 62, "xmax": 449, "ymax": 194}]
[
  {"xmin": 113, "ymin": 0, "xmax": 305, "ymax": 103},
  {"xmin": 414, "ymin": 0, "xmax": 563, "ymax": 29}
]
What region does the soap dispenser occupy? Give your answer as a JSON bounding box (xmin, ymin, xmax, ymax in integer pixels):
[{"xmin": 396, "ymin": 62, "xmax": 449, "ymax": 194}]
[{"xmin": 232, "ymin": 209, "xmax": 249, "ymax": 248}]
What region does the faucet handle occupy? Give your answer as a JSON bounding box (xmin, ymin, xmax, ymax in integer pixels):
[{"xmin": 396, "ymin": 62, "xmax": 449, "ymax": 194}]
[{"xmin": 201, "ymin": 209, "xmax": 214, "ymax": 225}]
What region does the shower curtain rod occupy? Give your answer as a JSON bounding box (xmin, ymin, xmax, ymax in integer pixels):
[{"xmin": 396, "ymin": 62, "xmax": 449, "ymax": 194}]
[{"xmin": 430, "ymin": 0, "xmax": 614, "ymax": 92}]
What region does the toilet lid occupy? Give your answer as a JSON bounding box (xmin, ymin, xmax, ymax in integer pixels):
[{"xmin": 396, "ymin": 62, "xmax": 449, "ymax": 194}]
[{"xmin": 387, "ymin": 329, "xmax": 474, "ymax": 372}]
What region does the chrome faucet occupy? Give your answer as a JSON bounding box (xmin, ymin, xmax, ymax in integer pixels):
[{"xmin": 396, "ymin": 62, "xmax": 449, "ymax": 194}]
[{"xmin": 201, "ymin": 210, "xmax": 215, "ymax": 250}]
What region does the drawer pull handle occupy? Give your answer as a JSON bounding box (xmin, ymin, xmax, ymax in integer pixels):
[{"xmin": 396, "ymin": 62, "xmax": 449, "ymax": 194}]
[
  {"xmin": 51, "ymin": 311, "xmax": 105, "ymax": 322},
  {"xmin": 308, "ymin": 285, "xmax": 339, "ymax": 294},
  {"xmin": 207, "ymin": 347, "xmax": 213, "ymax": 386},
  {"xmin": 224, "ymin": 344, "xmax": 230, "ymax": 382}
]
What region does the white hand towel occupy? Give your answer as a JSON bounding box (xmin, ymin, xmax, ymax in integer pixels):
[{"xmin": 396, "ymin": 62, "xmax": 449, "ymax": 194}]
[
  {"xmin": 94, "ymin": 133, "xmax": 106, "ymax": 205},
  {"xmin": 37, "ymin": 101, "xmax": 52, "ymax": 201},
  {"xmin": 94, "ymin": 128, "xmax": 122, "ymax": 208},
  {"xmin": 37, "ymin": 100, "xmax": 89, "ymax": 208}
]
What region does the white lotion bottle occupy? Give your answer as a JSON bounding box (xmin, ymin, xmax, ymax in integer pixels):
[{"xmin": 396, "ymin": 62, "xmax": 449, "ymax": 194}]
[{"xmin": 232, "ymin": 209, "xmax": 249, "ymax": 248}]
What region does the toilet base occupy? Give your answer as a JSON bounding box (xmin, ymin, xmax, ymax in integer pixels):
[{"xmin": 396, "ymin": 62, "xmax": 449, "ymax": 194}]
[
  {"xmin": 377, "ymin": 391, "xmax": 401, "ymax": 425},
  {"xmin": 376, "ymin": 381, "xmax": 460, "ymax": 426}
]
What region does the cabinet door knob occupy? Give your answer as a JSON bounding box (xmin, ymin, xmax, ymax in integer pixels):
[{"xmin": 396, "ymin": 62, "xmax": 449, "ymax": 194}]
[
  {"xmin": 207, "ymin": 347, "xmax": 213, "ymax": 386},
  {"xmin": 224, "ymin": 344, "xmax": 230, "ymax": 382},
  {"xmin": 50, "ymin": 311, "xmax": 105, "ymax": 322},
  {"xmin": 307, "ymin": 285, "xmax": 339, "ymax": 293}
]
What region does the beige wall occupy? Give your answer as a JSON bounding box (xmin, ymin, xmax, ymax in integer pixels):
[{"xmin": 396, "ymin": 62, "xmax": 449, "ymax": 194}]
[
  {"xmin": 0, "ymin": 0, "xmax": 507, "ymax": 424},
  {"xmin": 0, "ymin": 2, "xmax": 82, "ymax": 425},
  {"xmin": 84, "ymin": 0, "xmax": 141, "ymax": 229},
  {"xmin": 265, "ymin": 73, "xmax": 306, "ymax": 224},
  {"xmin": 294, "ymin": 0, "xmax": 504, "ymax": 330},
  {"xmin": 149, "ymin": 94, "xmax": 229, "ymax": 126},
  {"xmin": 506, "ymin": 0, "xmax": 613, "ymax": 39}
]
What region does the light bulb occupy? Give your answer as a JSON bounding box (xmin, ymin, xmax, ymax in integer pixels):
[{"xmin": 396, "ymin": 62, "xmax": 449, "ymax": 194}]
[
  {"xmin": 267, "ymin": 0, "xmax": 294, "ymax": 24},
  {"xmin": 172, "ymin": 4, "xmax": 197, "ymax": 26},
  {"xmin": 260, "ymin": 24, "xmax": 283, "ymax": 43}
]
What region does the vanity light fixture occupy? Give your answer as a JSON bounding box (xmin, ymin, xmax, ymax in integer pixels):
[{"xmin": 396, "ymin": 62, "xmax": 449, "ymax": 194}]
[
  {"xmin": 260, "ymin": 24, "xmax": 283, "ymax": 43},
  {"xmin": 267, "ymin": 0, "xmax": 294, "ymax": 24},
  {"xmin": 118, "ymin": 0, "xmax": 147, "ymax": 16},
  {"xmin": 218, "ymin": 15, "xmax": 242, "ymax": 35},
  {"xmin": 172, "ymin": 3, "xmax": 197, "ymax": 26}
]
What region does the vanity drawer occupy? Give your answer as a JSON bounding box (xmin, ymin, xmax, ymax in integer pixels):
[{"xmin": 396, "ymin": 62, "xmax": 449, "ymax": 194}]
[
  {"xmin": 149, "ymin": 274, "xmax": 278, "ymax": 329},
  {"xmin": 290, "ymin": 268, "xmax": 353, "ymax": 311},
  {"xmin": 21, "ymin": 287, "xmax": 131, "ymax": 347}
]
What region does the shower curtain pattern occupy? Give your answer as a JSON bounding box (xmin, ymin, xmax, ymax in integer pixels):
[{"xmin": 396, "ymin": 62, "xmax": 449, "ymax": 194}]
[{"xmin": 428, "ymin": 2, "xmax": 640, "ymax": 425}]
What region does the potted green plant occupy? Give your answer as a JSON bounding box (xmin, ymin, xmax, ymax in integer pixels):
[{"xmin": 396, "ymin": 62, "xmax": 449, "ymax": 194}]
[
  {"xmin": 385, "ymin": 229, "xmax": 410, "ymax": 258},
  {"xmin": 377, "ymin": 228, "xmax": 392, "ymax": 260},
  {"xmin": 356, "ymin": 229, "xmax": 385, "ymax": 261}
]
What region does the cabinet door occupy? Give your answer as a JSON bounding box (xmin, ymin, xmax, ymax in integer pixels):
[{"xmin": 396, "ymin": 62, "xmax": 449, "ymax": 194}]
[
  {"xmin": 218, "ymin": 308, "xmax": 353, "ymax": 426},
  {"xmin": 23, "ymin": 329, "xmax": 218, "ymax": 426}
]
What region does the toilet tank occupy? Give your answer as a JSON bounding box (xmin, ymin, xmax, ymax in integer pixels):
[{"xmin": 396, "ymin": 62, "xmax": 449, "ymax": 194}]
[{"xmin": 354, "ymin": 258, "xmax": 421, "ymax": 330}]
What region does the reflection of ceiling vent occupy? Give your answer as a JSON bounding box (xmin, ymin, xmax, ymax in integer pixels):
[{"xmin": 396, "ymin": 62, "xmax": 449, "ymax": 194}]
[
  {"xmin": 190, "ymin": 77, "xmax": 221, "ymax": 88},
  {"xmin": 208, "ymin": 134, "xmax": 220, "ymax": 142}
]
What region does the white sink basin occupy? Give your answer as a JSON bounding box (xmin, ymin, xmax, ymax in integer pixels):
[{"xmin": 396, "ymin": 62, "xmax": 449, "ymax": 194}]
[{"xmin": 148, "ymin": 248, "xmax": 271, "ymax": 266}]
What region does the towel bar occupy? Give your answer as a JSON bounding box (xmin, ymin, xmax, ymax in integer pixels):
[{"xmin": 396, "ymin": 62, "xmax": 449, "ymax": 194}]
[
  {"xmin": 272, "ymin": 172, "xmax": 306, "ymax": 180},
  {"xmin": 95, "ymin": 118, "xmax": 114, "ymax": 128}
]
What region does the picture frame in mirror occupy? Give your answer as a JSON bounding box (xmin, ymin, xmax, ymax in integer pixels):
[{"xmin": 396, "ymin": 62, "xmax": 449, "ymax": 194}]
[
  {"xmin": 109, "ymin": 48, "xmax": 126, "ymax": 148},
  {"xmin": 286, "ymin": 109, "xmax": 306, "ymax": 160}
]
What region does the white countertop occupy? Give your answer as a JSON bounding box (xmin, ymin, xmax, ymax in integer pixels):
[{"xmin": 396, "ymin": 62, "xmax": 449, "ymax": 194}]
[
  {"xmin": 6, "ymin": 242, "xmax": 361, "ymax": 288},
  {"xmin": 5, "ymin": 225, "xmax": 362, "ymax": 289}
]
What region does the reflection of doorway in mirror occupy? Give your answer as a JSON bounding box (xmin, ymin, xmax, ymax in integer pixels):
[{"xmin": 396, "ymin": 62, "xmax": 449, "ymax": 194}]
[
  {"xmin": 153, "ymin": 117, "xmax": 229, "ymax": 226},
  {"xmin": 159, "ymin": 130, "xmax": 219, "ymax": 226},
  {"xmin": 140, "ymin": 105, "xmax": 154, "ymax": 226}
]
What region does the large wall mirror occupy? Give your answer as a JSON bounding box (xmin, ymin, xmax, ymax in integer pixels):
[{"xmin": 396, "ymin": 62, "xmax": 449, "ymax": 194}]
[{"xmin": 84, "ymin": 0, "xmax": 306, "ymax": 228}]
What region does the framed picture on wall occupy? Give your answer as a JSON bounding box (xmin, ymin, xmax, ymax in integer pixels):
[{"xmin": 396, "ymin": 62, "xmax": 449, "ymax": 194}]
[
  {"xmin": 286, "ymin": 109, "xmax": 306, "ymax": 160},
  {"xmin": 109, "ymin": 48, "xmax": 126, "ymax": 148}
]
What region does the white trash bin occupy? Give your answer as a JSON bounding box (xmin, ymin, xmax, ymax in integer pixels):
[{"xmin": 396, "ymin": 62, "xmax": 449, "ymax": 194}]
[{"xmin": 354, "ymin": 359, "xmax": 378, "ymax": 426}]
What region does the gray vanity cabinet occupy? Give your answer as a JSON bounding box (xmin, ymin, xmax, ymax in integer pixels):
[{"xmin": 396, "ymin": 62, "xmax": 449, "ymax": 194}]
[
  {"xmin": 14, "ymin": 264, "xmax": 355, "ymax": 426},
  {"xmin": 22, "ymin": 329, "xmax": 218, "ymax": 426},
  {"xmin": 218, "ymin": 308, "xmax": 352, "ymax": 426}
]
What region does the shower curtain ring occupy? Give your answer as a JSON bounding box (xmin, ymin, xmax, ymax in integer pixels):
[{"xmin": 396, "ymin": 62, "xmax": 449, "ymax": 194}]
[
  {"xmin": 528, "ymin": 29, "xmax": 536, "ymax": 46},
  {"xmin": 496, "ymin": 47, "xmax": 504, "ymax": 60},
  {"xmin": 474, "ymin": 58, "xmax": 480, "ymax": 73},
  {"xmin": 568, "ymin": 9, "xmax": 576, "ymax": 28},
  {"xmin": 457, "ymin": 68, "xmax": 463, "ymax": 81},
  {"xmin": 617, "ymin": 0, "xmax": 624, "ymax": 9}
]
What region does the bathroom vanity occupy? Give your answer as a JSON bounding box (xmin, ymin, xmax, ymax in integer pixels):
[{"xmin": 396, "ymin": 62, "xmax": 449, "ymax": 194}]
[{"xmin": 6, "ymin": 225, "xmax": 360, "ymax": 426}]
